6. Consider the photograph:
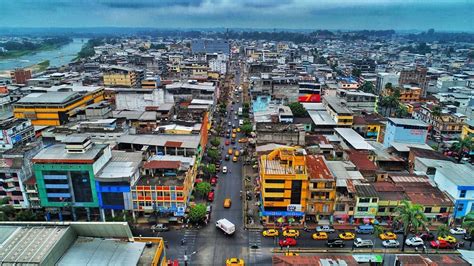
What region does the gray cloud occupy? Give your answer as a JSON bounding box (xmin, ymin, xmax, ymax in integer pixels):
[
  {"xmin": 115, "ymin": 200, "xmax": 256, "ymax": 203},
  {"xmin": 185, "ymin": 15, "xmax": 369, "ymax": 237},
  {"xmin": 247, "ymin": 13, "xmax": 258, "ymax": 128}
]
[{"xmin": 100, "ymin": 0, "xmax": 204, "ymax": 9}]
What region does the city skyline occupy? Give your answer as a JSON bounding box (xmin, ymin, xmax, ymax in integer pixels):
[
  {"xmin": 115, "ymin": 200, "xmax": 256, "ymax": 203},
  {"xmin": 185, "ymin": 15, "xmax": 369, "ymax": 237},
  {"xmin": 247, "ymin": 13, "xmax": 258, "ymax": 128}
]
[{"xmin": 1, "ymin": 0, "xmax": 473, "ymax": 32}]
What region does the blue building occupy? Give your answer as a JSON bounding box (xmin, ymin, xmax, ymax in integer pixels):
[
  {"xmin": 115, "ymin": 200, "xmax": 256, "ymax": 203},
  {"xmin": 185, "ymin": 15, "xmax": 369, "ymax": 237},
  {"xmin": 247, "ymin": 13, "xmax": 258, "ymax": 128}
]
[
  {"xmin": 191, "ymin": 39, "xmax": 230, "ymax": 55},
  {"xmin": 383, "ymin": 118, "xmax": 429, "ymax": 148}
]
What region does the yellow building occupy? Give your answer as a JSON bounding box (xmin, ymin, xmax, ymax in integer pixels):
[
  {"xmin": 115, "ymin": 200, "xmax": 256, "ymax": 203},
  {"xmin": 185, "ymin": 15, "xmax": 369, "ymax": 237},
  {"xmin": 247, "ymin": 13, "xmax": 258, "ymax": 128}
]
[
  {"xmin": 323, "ymin": 96, "xmax": 353, "ymax": 127},
  {"xmin": 103, "ymin": 66, "xmax": 142, "ymax": 87},
  {"xmin": 461, "ymin": 120, "xmax": 474, "ymax": 140},
  {"xmin": 14, "ymin": 89, "xmax": 105, "ymax": 126},
  {"xmin": 306, "ymin": 155, "xmax": 336, "ymax": 223},
  {"xmin": 259, "ymin": 147, "xmax": 308, "ymax": 224},
  {"xmin": 141, "ymin": 77, "xmax": 157, "ymax": 89},
  {"xmin": 383, "ymin": 86, "xmax": 421, "ymax": 103}
]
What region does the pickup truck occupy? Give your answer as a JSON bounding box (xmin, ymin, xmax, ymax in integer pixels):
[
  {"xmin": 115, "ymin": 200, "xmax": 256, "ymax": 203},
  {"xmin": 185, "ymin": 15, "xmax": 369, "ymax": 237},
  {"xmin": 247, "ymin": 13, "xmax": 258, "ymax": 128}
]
[
  {"xmin": 353, "ymin": 238, "xmax": 374, "ymax": 248},
  {"xmin": 316, "ymin": 225, "xmax": 335, "ymax": 233}
]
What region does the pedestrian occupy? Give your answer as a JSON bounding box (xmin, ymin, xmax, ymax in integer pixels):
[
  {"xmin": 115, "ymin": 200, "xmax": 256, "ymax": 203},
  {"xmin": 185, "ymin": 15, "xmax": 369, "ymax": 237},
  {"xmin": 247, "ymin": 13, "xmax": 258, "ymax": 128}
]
[{"xmin": 181, "ymin": 238, "xmax": 186, "ymax": 245}]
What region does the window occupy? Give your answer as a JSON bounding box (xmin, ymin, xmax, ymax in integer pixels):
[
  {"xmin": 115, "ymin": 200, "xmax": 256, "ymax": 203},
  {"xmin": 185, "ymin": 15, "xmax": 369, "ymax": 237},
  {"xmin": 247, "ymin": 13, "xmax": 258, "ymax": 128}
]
[
  {"xmin": 440, "ymin": 207, "xmax": 447, "ymax": 213},
  {"xmin": 378, "ymin": 207, "xmax": 386, "ymax": 213},
  {"xmin": 349, "ymin": 207, "xmax": 354, "ymax": 211},
  {"xmin": 335, "ymin": 204, "xmax": 345, "ymax": 212},
  {"xmin": 458, "ymin": 203, "xmax": 464, "ymax": 212},
  {"xmin": 266, "ymin": 179, "xmax": 285, "ymax": 184},
  {"xmin": 325, "ymin": 182, "xmax": 333, "ymax": 189},
  {"xmin": 389, "ymin": 207, "xmax": 395, "ymax": 212},
  {"xmin": 265, "ymin": 188, "xmax": 285, "ymax": 193},
  {"xmin": 357, "ymin": 207, "xmax": 369, "ymax": 212},
  {"xmin": 460, "ymin": 190, "xmax": 467, "ymax": 198},
  {"xmin": 264, "ymin": 197, "xmax": 284, "ymax": 202},
  {"xmin": 372, "ymin": 198, "xmax": 378, "ymax": 203},
  {"xmin": 358, "ymin": 198, "xmax": 370, "ymax": 203},
  {"xmin": 424, "ymin": 207, "xmax": 432, "ymax": 213}
]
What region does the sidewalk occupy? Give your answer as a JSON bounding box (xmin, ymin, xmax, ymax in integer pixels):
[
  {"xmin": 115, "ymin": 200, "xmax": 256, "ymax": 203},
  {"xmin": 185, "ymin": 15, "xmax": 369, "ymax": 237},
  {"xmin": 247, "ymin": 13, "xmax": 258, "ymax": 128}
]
[{"xmin": 242, "ymin": 163, "xmax": 262, "ymax": 230}]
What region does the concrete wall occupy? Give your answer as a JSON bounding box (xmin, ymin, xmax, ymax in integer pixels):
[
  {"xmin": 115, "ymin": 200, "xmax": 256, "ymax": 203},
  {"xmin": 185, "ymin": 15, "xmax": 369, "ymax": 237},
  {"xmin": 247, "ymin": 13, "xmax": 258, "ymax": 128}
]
[{"xmin": 383, "ymin": 122, "xmax": 428, "ymax": 148}]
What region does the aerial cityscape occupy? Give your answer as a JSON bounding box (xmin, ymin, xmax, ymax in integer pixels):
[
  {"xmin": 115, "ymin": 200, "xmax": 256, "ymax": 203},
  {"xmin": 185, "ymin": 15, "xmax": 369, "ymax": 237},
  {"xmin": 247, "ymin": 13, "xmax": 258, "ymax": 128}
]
[{"xmin": 1, "ymin": 1, "xmax": 474, "ymax": 265}]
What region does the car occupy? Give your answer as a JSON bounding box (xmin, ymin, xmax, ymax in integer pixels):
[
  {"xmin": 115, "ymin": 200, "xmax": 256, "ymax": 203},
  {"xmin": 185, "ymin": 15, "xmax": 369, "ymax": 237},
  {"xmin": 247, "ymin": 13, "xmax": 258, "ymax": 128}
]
[
  {"xmin": 231, "ymin": 139, "xmax": 236, "ymax": 144},
  {"xmin": 210, "ymin": 177, "xmax": 218, "ymax": 185},
  {"xmin": 279, "ymin": 237, "xmax": 297, "ymax": 247},
  {"xmin": 338, "ymin": 232, "xmax": 356, "ymax": 240},
  {"xmin": 353, "ymin": 238, "xmax": 374, "ymax": 248},
  {"xmin": 228, "ymin": 148, "xmax": 233, "ymax": 155},
  {"xmin": 382, "ymin": 240, "xmax": 400, "ymax": 248},
  {"xmin": 233, "ymin": 156, "xmax": 238, "ymax": 162},
  {"xmin": 327, "ymin": 239, "xmax": 345, "ymax": 248},
  {"xmin": 285, "ymin": 252, "xmax": 299, "ymax": 256},
  {"xmin": 232, "ymin": 128, "xmax": 237, "ymax": 133},
  {"xmin": 225, "ymin": 154, "xmax": 230, "ymax": 161},
  {"xmin": 222, "ymin": 166, "xmax": 228, "ymax": 173},
  {"xmin": 262, "ymin": 229, "xmax": 279, "ymax": 237},
  {"xmin": 464, "ymin": 233, "xmax": 474, "ymax": 241},
  {"xmin": 405, "ymin": 237, "xmax": 424, "ymax": 247},
  {"xmin": 224, "ymin": 198, "xmax": 232, "ymax": 208},
  {"xmin": 450, "ymin": 227, "xmax": 467, "ymax": 235},
  {"xmin": 283, "ymin": 229, "xmax": 300, "ymax": 238},
  {"xmin": 379, "ymin": 232, "xmax": 397, "ymax": 240},
  {"xmin": 438, "ymin": 235, "xmax": 457, "ymax": 244},
  {"xmin": 316, "ymin": 225, "xmax": 335, "ymax": 233},
  {"xmin": 418, "ymin": 232, "xmax": 435, "ymax": 241},
  {"xmin": 207, "ymin": 191, "xmax": 215, "ymax": 201},
  {"xmin": 151, "ymin": 224, "xmax": 169, "ymax": 232},
  {"xmin": 228, "ymin": 122, "xmax": 232, "ymax": 126},
  {"xmin": 237, "ymin": 128, "xmax": 241, "ymax": 132},
  {"xmin": 238, "ymin": 138, "xmax": 248, "ymax": 143},
  {"xmin": 226, "ymin": 133, "xmax": 231, "ymax": 139},
  {"xmin": 226, "ymin": 258, "xmax": 244, "ymax": 266},
  {"xmin": 232, "ymin": 133, "xmax": 236, "ymax": 139},
  {"xmin": 225, "ymin": 140, "xmax": 230, "ymax": 146},
  {"xmin": 430, "ymin": 239, "xmax": 454, "ymax": 249},
  {"xmin": 312, "ymin": 232, "xmax": 328, "ymax": 240},
  {"xmin": 234, "ymin": 150, "xmax": 240, "ymax": 157}
]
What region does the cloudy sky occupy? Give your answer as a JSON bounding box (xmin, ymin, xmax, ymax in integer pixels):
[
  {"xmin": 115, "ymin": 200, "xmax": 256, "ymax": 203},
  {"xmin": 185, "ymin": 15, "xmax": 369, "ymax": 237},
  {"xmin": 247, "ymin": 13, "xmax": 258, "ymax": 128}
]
[{"xmin": 1, "ymin": 0, "xmax": 473, "ymax": 31}]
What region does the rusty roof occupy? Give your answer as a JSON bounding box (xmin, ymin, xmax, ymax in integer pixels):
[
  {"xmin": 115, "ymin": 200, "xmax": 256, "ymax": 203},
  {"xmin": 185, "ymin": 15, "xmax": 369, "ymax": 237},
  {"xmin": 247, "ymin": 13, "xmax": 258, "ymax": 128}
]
[
  {"xmin": 164, "ymin": 141, "xmax": 183, "ymax": 148},
  {"xmin": 272, "ymin": 254, "xmax": 361, "ymax": 266},
  {"xmin": 143, "ymin": 161, "xmax": 181, "ymax": 169},
  {"xmin": 355, "ymin": 184, "xmax": 378, "ymax": 198},
  {"xmin": 306, "ymin": 155, "xmax": 334, "ymax": 180},
  {"xmin": 347, "ymin": 150, "xmax": 377, "ymax": 171}
]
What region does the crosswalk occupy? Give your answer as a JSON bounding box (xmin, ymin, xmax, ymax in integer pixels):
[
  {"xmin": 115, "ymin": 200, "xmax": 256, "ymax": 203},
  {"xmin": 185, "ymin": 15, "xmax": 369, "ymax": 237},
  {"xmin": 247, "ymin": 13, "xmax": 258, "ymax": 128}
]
[
  {"xmin": 248, "ymin": 229, "xmax": 263, "ymax": 265},
  {"xmin": 176, "ymin": 229, "xmax": 199, "ymax": 265}
]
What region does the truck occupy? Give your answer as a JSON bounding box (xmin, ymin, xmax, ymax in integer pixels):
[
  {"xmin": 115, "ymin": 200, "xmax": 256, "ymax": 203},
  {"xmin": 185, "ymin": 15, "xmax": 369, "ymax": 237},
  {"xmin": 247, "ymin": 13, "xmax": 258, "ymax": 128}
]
[
  {"xmin": 216, "ymin": 218, "xmax": 235, "ymax": 235},
  {"xmin": 238, "ymin": 107, "xmax": 243, "ymax": 116}
]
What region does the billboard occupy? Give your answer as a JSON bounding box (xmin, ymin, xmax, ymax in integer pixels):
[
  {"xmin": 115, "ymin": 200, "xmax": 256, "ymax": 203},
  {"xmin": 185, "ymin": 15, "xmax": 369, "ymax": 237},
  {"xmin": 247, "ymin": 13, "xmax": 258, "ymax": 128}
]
[{"xmin": 298, "ymin": 94, "xmax": 321, "ymax": 102}]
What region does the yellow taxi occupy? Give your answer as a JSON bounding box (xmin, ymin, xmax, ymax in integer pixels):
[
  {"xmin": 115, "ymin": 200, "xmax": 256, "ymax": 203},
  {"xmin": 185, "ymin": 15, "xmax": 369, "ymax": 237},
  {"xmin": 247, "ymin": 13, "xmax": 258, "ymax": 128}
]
[
  {"xmin": 237, "ymin": 128, "xmax": 241, "ymax": 132},
  {"xmin": 233, "ymin": 156, "xmax": 238, "ymax": 162},
  {"xmin": 312, "ymin": 232, "xmax": 328, "ymax": 240},
  {"xmin": 379, "ymin": 232, "xmax": 397, "ymax": 240},
  {"xmin": 285, "ymin": 252, "xmax": 299, "ymax": 256},
  {"xmin": 234, "ymin": 150, "xmax": 240, "ymax": 157},
  {"xmin": 232, "ymin": 133, "xmax": 236, "ymax": 139},
  {"xmin": 232, "ymin": 128, "xmax": 237, "ymax": 133},
  {"xmin": 226, "ymin": 258, "xmax": 245, "ymax": 266},
  {"xmin": 238, "ymin": 138, "xmax": 248, "ymax": 143},
  {"xmin": 438, "ymin": 235, "xmax": 457, "ymax": 243},
  {"xmin": 338, "ymin": 232, "xmax": 356, "ymax": 240},
  {"xmin": 262, "ymin": 229, "xmax": 279, "ymax": 237},
  {"xmin": 224, "ymin": 198, "xmax": 232, "ymax": 208},
  {"xmin": 282, "ymin": 229, "xmax": 300, "ymax": 238},
  {"xmin": 228, "ymin": 148, "xmax": 233, "ymax": 155}
]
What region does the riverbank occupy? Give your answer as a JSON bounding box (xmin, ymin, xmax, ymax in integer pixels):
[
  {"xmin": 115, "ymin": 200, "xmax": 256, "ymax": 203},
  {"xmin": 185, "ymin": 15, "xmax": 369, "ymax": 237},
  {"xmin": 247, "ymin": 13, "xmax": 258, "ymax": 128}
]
[
  {"xmin": 0, "ymin": 60, "xmax": 50, "ymax": 78},
  {"xmin": 0, "ymin": 42, "xmax": 71, "ymax": 60}
]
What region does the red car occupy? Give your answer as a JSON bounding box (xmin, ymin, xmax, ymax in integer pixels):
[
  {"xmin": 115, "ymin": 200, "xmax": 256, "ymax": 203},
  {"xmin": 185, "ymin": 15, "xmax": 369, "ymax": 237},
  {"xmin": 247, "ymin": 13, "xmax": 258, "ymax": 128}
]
[
  {"xmin": 430, "ymin": 239, "xmax": 454, "ymax": 249},
  {"xmin": 210, "ymin": 177, "xmax": 218, "ymax": 186},
  {"xmin": 225, "ymin": 140, "xmax": 230, "ymax": 146},
  {"xmin": 279, "ymin": 237, "xmax": 297, "ymax": 247},
  {"xmin": 207, "ymin": 191, "xmax": 215, "ymax": 201}
]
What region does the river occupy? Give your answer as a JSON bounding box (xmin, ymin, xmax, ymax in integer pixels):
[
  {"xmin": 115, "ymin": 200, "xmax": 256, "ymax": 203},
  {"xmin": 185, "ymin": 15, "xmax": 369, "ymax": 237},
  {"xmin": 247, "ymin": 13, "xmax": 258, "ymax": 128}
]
[{"xmin": 0, "ymin": 38, "xmax": 88, "ymax": 72}]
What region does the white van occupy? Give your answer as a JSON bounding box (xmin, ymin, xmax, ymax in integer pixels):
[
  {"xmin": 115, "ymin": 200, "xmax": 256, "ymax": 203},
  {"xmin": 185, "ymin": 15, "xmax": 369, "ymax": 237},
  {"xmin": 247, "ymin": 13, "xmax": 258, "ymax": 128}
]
[
  {"xmin": 216, "ymin": 218, "xmax": 235, "ymax": 235},
  {"xmin": 353, "ymin": 238, "xmax": 374, "ymax": 248}
]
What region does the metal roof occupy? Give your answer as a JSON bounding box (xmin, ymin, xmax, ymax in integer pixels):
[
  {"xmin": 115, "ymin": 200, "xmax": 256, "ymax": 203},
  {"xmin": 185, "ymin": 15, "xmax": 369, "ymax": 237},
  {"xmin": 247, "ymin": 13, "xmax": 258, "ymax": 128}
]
[
  {"xmin": 308, "ymin": 110, "xmax": 337, "ymax": 126},
  {"xmin": 117, "ymin": 134, "xmax": 201, "ymax": 149},
  {"xmin": 33, "ymin": 144, "xmax": 108, "ymax": 162},
  {"xmin": 388, "ymin": 118, "xmax": 429, "ymax": 127},
  {"xmin": 335, "ymin": 128, "xmax": 375, "ymax": 150},
  {"xmin": 16, "ymin": 91, "xmax": 79, "ymax": 104}
]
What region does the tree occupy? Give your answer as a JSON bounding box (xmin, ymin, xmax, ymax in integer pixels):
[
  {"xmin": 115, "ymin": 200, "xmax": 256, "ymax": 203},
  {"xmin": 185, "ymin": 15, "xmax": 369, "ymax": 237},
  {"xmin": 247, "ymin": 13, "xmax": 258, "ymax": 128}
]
[
  {"xmin": 462, "ymin": 220, "xmax": 474, "ymax": 249},
  {"xmin": 210, "ymin": 137, "xmax": 220, "ymax": 147},
  {"xmin": 395, "ymin": 200, "xmax": 428, "ymax": 251},
  {"xmin": 359, "ymin": 81, "xmax": 375, "ymax": 94},
  {"xmin": 452, "ymin": 137, "xmax": 473, "ymax": 162},
  {"xmin": 240, "ymin": 123, "xmax": 253, "ymax": 134},
  {"xmin": 385, "ymin": 82, "xmax": 393, "ymax": 90},
  {"xmin": 395, "ymin": 105, "xmax": 409, "ymax": 118},
  {"xmin": 0, "ymin": 197, "xmax": 11, "ymax": 205},
  {"xmin": 15, "ymin": 210, "xmax": 38, "ymax": 221},
  {"xmin": 207, "ymin": 149, "xmax": 219, "ymax": 162},
  {"xmin": 373, "ymin": 225, "xmax": 385, "ymax": 250},
  {"xmin": 0, "ymin": 205, "xmax": 15, "ymax": 218},
  {"xmin": 195, "ymin": 182, "xmax": 211, "ymax": 199},
  {"xmin": 202, "ymin": 163, "xmax": 216, "ymax": 176},
  {"xmin": 352, "ymin": 68, "xmax": 362, "ymax": 78},
  {"xmin": 436, "ymin": 224, "xmax": 449, "ymax": 238},
  {"xmin": 188, "ymin": 203, "xmax": 207, "ymax": 223},
  {"xmin": 288, "ymin": 102, "xmax": 308, "ymax": 117}
]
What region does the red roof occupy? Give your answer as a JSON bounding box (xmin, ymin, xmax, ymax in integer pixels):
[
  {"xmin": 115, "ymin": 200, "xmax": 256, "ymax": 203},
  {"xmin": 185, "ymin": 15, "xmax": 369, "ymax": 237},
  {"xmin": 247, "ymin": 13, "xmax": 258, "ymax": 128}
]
[
  {"xmin": 347, "ymin": 150, "xmax": 377, "ymax": 171},
  {"xmin": 164, "ymin": 141, "xmax": 183, "ymax": 148},
  {"xmin": 306, "ymin": 155, "xmax": 333, "ymax": 180},
  {"xmin": 24, "ymin": 177, "xmax": 36, "ymax": 185},
  {"xmin": 143, "ymin": 161, "xmax": 180, "ymax": 169}
]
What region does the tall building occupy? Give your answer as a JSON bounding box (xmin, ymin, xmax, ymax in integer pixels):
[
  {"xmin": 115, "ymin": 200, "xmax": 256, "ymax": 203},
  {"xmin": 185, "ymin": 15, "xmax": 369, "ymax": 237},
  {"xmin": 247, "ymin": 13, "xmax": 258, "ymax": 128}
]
[
  {"xmin": 259, "ymin": 147, "xmax": 308, "ymax": 224},
  {"xmin": 306, "ymin": 155, "xmax": 336, "ymax": 223},
  {"xmin": 399, "ymin": 66, "xmax": 428, "ymax": 97},
  {"xmin": 0, "ymin": 118, "xmax": 35, "ymax": 151},
  {"xmin": 103, "ymin": 66, "xmax": 144, "ymax": 88},
  {"xmin": 191, "ymin": 39, "xmax": 230, "ymax": 55},
  {"xmin": 376, "ymin": 72, "xmax": 399, "ymax": 94},
  {"xmin": 10, "ymin": 68, "xmax": 32, "ymax": 85}
]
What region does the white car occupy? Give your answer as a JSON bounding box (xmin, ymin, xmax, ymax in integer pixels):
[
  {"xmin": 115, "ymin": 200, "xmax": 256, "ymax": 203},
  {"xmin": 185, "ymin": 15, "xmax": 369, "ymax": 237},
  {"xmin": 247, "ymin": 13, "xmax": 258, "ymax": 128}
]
[
  {"xmin": 405, "ymin": 237, "xmax": 424, "ymax": 247},
  {"xmin": 222, "ymin": 166, "xmax": 228, "ymax": 174},
  {"xmin": 382, "ymin": 240, "xmax": 400, "ymax": 248},
  {"xmin": 353, "ymin": 238, "xmax": 374, "ymax": 248},
  {"xmin": 450, "ymin": 227, "xmax": 466, "ymax": 235},
  {"xmin": 316, "ymin": 225, "xmax": 335, "ymax": 233}
]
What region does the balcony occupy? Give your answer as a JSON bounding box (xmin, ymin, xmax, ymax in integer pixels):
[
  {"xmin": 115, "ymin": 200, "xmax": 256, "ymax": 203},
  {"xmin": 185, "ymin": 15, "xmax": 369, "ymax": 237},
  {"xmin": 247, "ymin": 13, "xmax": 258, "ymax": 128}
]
[
  {"xmin": 309, "ymin": 185, "xmax": 334, "ymax": 192},
  {"xmin": 336, "ymin": 194, "xmax": 354, "ymax": 202},
  {"xmin": 309, "ymin": 197, "xmax": 334, "ymax": 203}
]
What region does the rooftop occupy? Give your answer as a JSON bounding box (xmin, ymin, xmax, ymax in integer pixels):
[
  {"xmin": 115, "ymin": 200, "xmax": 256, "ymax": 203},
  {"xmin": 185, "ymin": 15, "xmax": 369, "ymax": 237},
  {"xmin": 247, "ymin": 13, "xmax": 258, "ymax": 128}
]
[
  {"xmin": 355, "ymin": 184, "xmax": 378, "ymax": 198},
  {"xmin": 388, "ymin": 117, "xmax": 429, "ymax": 128},
  {"xmin": 32, "ymin": 143, "xmax": 108, "ymax": 163},
  {"xmin": 261, "ymin": 160, "xmax": 296, "ymax": 175},
  {"xmin": 335, "ymin": 128, "xmax": 375, "ymax": 151},
  {"xmin": 96, "ymin": 150, "xmax": 143, "ymax": 182},
  {"xmin": 308, "ymin": 110, "xmax": 338, "ymax": 126},
  {"xmin": 324, "ymin": 96, "xmax": 353, "ymax": 115},
  {"xmin": 306, "ymin": 155, "xmax": 334, "ymax": 180},
  {"xmin": 16, "ymin": 91, "xmax": 80, "ymax": 104},
  {"xmin": 117, "ymin": 134, "xmax": 201, "ymax": 149},
  {"xmin": 347, "ymin": 150, "xmax": 378, "ymax": 171},
  {"xmin": 391, "ymin": 142, "xmax": 432, "ymax": 153}
]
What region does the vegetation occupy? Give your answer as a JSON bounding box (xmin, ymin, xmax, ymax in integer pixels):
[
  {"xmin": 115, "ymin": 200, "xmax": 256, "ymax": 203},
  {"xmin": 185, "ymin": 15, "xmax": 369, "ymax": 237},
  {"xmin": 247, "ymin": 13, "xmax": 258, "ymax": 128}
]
[
  {"xmin": 202, "ymin": 163, "xmax": 216, "ymax": 176},
  {"xmin": 373, "ymin": 225, "xmax": 385, "ymax": 249},
  {"xmin": 359, "ymin": 81, "xmax": 375, "ymax": 94},
  {"xmin": 436, "ymin": 224, "xmax": 449, "ymax": 238},
  {"xmin": 351, "ymin": 68, "xmax": 362, "ymax": 78},
  {"xmin": 240, "ymin": 121, "xmax": 253, "ymax": 134},
  {"xmin": 452, "ymin": 137, "xmax": 473, "ymax": 162},
  {"xmin": 463, "ymin": 220, "xmax": 474, "ymax": 249},
  {"xmin": 206, "ymin": 149, "xmax": 219, "ymax": 162},
  {"xmin": 76, "ymin": 38, "xmax": 105, "ymax": 59},
  {"xmin": 395, "ymin": 200, "xmax": 428, "ymax": 251},
  {"xmin": 189, "ymin": 203, "xmax": 207, "ymax": 223},
  {"xmin": 210, "ymin": 137, "xmax": 220, "ymax": 147},
  {"xmin": 288, "ymin": 102, "xmax": 308, "ymax": 117},
  {"xmin": 195, "ymin": 182, "xmax": 212, "ymax": 199},
  {"xmin": 0, "ymin": 37, "xmax": 72, "ymax": 59}
]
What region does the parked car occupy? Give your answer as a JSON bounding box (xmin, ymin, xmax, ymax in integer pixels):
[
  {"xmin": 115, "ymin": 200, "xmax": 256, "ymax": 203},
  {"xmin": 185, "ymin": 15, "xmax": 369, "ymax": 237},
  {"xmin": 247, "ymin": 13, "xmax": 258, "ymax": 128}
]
[
  {"xmin": 282, "ymin": 229, "xmax": 300, "ymax": 238},
  {"xmin": 356, "ymin": 225, "xmax": 374, "ymax": 234},
  {"xmin": 405, "ymin": 237, "xmax": 424, "ymax": 247},
  {"xmin": 382, "ymin": 240, "xmax": 400, "ymax": 248},
  {"xmin": 353, "ymin": 238, "xmax": 374, "ymax": 248},
  {"xmin": 339, "ymin": 232, "xmax": 356, "ymax": 240},
  {"xmin": 226, "ymin": 258, "xmax": 244, "ymax": 266},
  {"xmin": 207, "ymin": 191, "xmax": 215, "ymax": 201},
  {"xmin": 222, "ymin": 166, "xmax": 228, "ymax": 173},
  {"xmin": 210, "ymin": 177, "xmax": 218, "ymax": 186},
  {"xmin": 225, "ymin": 140, "xmax": 230, "ymax": 146},
  {"xmin": 379, "ymin": 232, "xmax": 397, "ymax": 240},
  {"xmin": 430, "ymin": 239, "xmax": 454, "ymax": 249},
  {"xmin": 312, "ymin": 232, "xmax": 328, "ymax": 240},
  {"xmin": 418, "ymin": 232, "xmax": 435, "ymax": 241},
  {"xmin": 279, "ymin": 237, "xmax": 297, "ymax": 247},
  {"xmin": 327, "ymin": 239, "xmax": 345, "ymax": 248},
  {"xmin": 438, "ymin": 235, "xmax": 457, "ymax": 244},
  {"xmin": 262, "ymin": 229, "xmax": 279, "ymax": 237},
  {"xmin": 464, "ymin": 233, "xmax": 474, "ymax": 241},
  {"xmin": 450, "ymin": 227, "xmax": 467, "ymax": 235},
  {"xmin": 316, "ymin": 225, "xmax": 335, "ymax": 233},
  {"xmin": 151, "ymin": 224, "xmax": 169, "ymax": 232}
]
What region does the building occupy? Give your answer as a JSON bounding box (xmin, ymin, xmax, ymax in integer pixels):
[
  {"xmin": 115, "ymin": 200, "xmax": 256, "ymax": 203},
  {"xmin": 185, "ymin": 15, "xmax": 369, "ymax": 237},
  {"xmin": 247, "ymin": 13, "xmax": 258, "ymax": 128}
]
[
  {"xmin": 383, "ymin": 85, "xmax": 422, "ymax": 103},
  {"xmin": 305, "ymin": 155, "xmax": 336, "ymax": 223},
  {"xmin": 414, "ymin": 105, "xmax": 467, "ymax": 139},
  {"xmin": 259, "ymin": 147, "xmax": 308, "ymax": 224},
  {"xmin": 383, "ymin": 118, "xmax": 429, "ymax": 148},
  {"xmin": 352, "ymin": 114, "xmax": 386, "ymax": 143},
  {"xmin": 0, "ymin": 118, "xmax": 35, "ymax": 151},
  {"xmin": 399, "ymin": 66, "xmax": 428, "ymax": 97},
  {"xmin": 336, "ymin": 90, "xmax": 377, "ymax": 114},
  {"xmin": 13, "ymin": 89, "xmax": 105, "ymax": 126},
  {"xmin": 323, "ymin": 96, "xmax": 354, "ymax": 127},
  {"xmin": 113, "ymin": 88, "xmax": 172, "ymax": 111},
  {"xmin": 0, "ymin": 158, "xmax": 32, "ymax": 208},
  {"xmin": 353, "ymin": 184, "xmax": 379, "ymax": 223},
  {"xmin": 376, "ymin": 72, "xmax": 399, "ymax": 94},
  {"xmin": 10, "ymin": 68, "xmax": 31, "ymax": 85},
  {"xmin": 165, "ymin": 81, "xmax": 217, "ymax": 102},
  {"xmin": 461, "ymin": 120, "xmax": 474, "ymax": 140},
  {"xmin": 191, "ymin": 39, "xmax": 230, "ymax": 54},
  {"xmin": 32, "ymin": 136, "xmax": 112, "ymax": 221},
  {"xmin": 256, "ymin": 123, "xmax": 305, "ymax": 146},
  {"xmin": 298, "ymin": 83, "xmax": 321, "ymax": 103},
  {"xmin": 103, "ymin": 66, "xmax": 144, "ymax": 88}
]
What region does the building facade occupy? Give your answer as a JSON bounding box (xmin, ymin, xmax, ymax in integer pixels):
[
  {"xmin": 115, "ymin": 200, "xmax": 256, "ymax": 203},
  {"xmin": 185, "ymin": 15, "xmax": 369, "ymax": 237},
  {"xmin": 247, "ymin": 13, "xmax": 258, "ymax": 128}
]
[
  {"xmin": 306, "ymin": 155, "xmax": 336, "ymax": 223},
  {"xmin": 383, "ymin": 118, "xmax": 429, "ymax": 148}
]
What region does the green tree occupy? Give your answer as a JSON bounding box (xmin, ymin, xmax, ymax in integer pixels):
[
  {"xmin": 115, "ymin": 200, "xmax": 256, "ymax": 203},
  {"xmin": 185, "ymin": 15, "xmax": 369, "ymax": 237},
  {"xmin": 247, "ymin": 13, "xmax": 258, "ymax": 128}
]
[
  {"xmin": 385, "ymin": 82, "xmax": 393, "ymax": 90},
  {"xmin": 436, "ymin": 224, "xmax": 449, "ymax": 238},
  {"xmin": 395, "ymin": 105, "xmax": 409, "ymax": 118},
  {"xmin": 195, "ymin": 182, "xmax": 211, "ymax": 199},
  {"xmin": 395, "ymin": 200, "xmax": 428, "ymax": 251},
  {"xmin": 359, "ymin": 81, "xmax": 375, "ymax": 94},
  {"xmin": 210, "ymin": 138, "xmax": 220, "ymax": 147},
  {"xmin": 373, "ymin": 225, "xmax": 385, "ymax": 250},
  {"xmin": 0, "ymin": 197, "xmax": 11, "ymax": 205},
  {"xmin": 288, "ymin": 102, "xmax": 308, "ymax": 117},
  {"xmin": 15, "ymin": 210, "xmax": 38, "ymax": 221},
  {"xmin": 240, "ymin": 123, "xmax": 253, "ymax": 134},
  {"xmin": 352, "ymin": 68, "xmax": 362, "ymax": 77},
  {"xmin": 462, "ymin": 220, "xmax": 474, "ymax": 249},
  {"xmin": 188, "ymin": 203, "xmax": 207, "ymax": 223},
  {"xmin": 202, "ymin": 163, "xmax": 216, "ymax": 176},
  {"xmin": 207, "ymin": 149, "xmax": 219, "ymax": 162},
  {"xmin": 452, "ymin": 137, "xmax": 473, "ymax": 162},
  {"xmin": 0, "ymin": 205, "xmax": 15, "ymax": 218}
]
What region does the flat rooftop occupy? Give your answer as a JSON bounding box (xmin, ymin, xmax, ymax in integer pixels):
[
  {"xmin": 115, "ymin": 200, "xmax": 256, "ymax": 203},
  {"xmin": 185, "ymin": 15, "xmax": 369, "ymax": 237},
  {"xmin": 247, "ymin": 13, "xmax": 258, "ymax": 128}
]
[
  {"xmin": 388, "ymin": 117, "xmax": 429, "ymax": 128},
  {"xmin": 118, "ymin": 134, "xmax": 201, "ymax": 149},
  {"xmin": 96, "ymin": 151, "xmax": 143, "ymax": 182},
  {"xmin": 308, "ymin": 110, "xmax": 337, "ymax": 126},
  {"xmin": 32, "ymin": 143, "xmax": 107, "ymax": 163},
  {"xmin": 16, "ymin": 91, "xmax": 80, "ymax": 104},
  {"xmin": 335, "ymin": 128, "xmax": 375, "ymax": 150},
  {"xmin": 391, "ymin": 142, "xmax": 432, "ymax": 153},
  {"xmin": 261, "ymin": 159, "xmax": 297, "ymax": 175},
  {"xmin": 324, "ymin": 96, "xmax": 353, "ymax": 115}
]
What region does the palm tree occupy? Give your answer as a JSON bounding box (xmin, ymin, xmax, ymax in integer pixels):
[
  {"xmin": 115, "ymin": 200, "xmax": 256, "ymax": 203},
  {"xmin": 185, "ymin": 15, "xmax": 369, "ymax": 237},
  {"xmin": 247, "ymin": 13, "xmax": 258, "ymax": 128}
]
[
  {"xmin": 462, "ymin": 220, "xmax": 474, "ymax": 249},
  {"xmin": 395, "ymin": 200, "xmax": 428, "ymax": 251},
  {"xmin": 452, "ymin": 137, "xmax": 473, "ymax": 162},
  {"xmin": 373, "ymin": 224, "xmax": 385, "ymax": 250},
  {"xmin": 436, "ymin": 224, "xmax": 449, "ymax": 237}
]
